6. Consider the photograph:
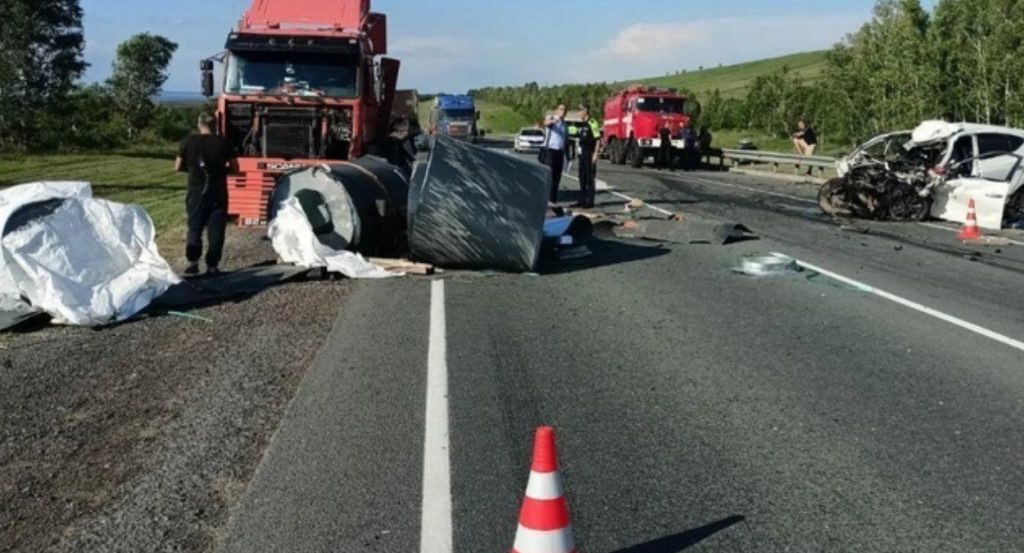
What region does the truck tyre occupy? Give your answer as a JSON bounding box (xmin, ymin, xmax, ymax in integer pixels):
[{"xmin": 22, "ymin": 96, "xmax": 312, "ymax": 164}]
[
  {"xmin": 628, "ymin": 140, "xmax": 644, "ymax": 168},
  {"xmin": 612, "ymin": 139, "xmax": 627, "ymax": 165}
]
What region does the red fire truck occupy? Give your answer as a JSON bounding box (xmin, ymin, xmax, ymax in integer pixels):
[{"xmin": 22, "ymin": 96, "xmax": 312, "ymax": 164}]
[
  {"xmin": 601, "ymin": 85, "xmax": 696, "ymax": 168},
  {"xmin": 200, "ymin": 0, "xmax": 400, "ymax": 225}
]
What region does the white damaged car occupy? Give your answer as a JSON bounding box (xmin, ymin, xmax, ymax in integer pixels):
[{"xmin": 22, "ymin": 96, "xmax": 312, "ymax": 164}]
[{"xmin": 831, "ymin": 121, "xmax": 1024, "ymax": 229}]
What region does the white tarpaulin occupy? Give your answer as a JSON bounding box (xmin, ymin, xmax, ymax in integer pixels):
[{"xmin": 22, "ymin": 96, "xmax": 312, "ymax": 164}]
[
  {"xmin": 0, "ymin": 182, "xmax": 180, "ymax": 326},
  {"xmin": 268, "ymin": 198, "xmax": 400, "ymax": 279}
]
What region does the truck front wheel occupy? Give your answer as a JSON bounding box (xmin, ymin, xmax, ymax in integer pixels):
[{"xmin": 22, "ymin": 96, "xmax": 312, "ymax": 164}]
[{"xmin": 612, "ymin": 139, "xmax": 628, "ymax": 165}]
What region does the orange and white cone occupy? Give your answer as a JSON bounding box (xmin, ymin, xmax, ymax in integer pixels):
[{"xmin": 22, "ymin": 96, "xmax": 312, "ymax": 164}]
[
  {"xmin": 512, "ymin": 427, "xmax": 577, "ymax": 553},
  {"xmin": 958, "ymin": 198, "xmax": 983, "ymax": 240}
]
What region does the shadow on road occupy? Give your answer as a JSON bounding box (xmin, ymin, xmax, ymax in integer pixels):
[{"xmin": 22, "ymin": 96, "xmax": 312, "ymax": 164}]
[
  {"xmin": 609, "ymin": 515, "xmax": 746, "ymax": 553},
  {"xmin": 540, "ymin": 237, "xmax": 670, "ymax": 275}
]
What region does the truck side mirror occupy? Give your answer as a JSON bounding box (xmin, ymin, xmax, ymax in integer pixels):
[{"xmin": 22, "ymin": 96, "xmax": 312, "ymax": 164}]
[{"xmin": 200, "ymin": 59, "xmax": 215, "ymax": 98}]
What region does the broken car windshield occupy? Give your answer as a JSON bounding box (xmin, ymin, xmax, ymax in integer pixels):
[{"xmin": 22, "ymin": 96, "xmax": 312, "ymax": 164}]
[{"xmin": 225, "ymin": 52, "xmax": 359, "ymax": 98}]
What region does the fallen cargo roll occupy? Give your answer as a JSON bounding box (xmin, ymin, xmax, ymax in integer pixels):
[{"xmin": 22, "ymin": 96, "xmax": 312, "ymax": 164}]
[
  {"xmin": 269, "ymin": 156, "xmax": 410, "ymax": 256},
  {"xmin": 408, "ymin": 135, "xmax": 550, "ymax": 271}
]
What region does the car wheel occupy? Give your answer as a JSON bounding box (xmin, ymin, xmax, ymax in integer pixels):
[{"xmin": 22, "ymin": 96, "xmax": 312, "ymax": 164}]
[{"xmin": 628, "ymin": 140, "xmax": 644, "ymax": 168}]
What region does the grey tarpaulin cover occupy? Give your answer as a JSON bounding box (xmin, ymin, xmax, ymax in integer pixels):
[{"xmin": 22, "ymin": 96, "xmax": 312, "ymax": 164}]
[
  {"xmin": 408, "ymin": 135, "xmax": 550, "ymax": 271},
  {"xmin": 0, "ymin": 182, "xmax": 180, "ymax": 327}
]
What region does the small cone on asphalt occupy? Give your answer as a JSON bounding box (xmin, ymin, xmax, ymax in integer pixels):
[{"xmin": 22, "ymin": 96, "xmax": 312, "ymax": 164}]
[
  {"xmin": 512, "ymin": 427, "xmax": 577, "ymax": 553},
  {"xmin": 958, "ymin": 198, "xmax": 983, "ymax": 241}
]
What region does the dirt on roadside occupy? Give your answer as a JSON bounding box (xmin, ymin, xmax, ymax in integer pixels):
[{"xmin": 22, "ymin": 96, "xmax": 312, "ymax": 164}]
[{"xmin": 0, "ymin": 228, "xmax": 353, "ymax": 552}]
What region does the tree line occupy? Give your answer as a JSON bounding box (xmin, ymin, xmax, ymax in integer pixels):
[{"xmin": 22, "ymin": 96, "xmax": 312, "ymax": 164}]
[
  {"xmin": 475, "ymin": 0, "xmax": 1024, "ymax": 149},
  {"xmin": 0, "ymin": 0, "xmax": 193, "ymax": 152}
]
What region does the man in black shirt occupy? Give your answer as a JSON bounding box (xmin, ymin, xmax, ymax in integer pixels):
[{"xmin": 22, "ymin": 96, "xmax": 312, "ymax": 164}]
[{"xmin": 174, "ymin": 113, "xmax": 238, "ymax": 276}]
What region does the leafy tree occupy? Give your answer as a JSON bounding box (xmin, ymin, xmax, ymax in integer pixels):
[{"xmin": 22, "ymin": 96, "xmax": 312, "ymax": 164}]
[
  {"xmin": 107, "ymin": 33, "xmax": 178, "ymax": 140},
  {"xmin": 0, "ymin": 0, "xmax": 86, "ymax": 149}
]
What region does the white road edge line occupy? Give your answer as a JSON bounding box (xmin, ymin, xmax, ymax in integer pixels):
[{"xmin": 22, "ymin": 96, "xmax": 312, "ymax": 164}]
[
  {"xmin": 420, "ymin": 280, "xmax": 452, "ymax": 553},
  {"xmin": 918, "ymin": 221, "xmax": 1024, "ymax": 246},
  {"xmin": 777, "ymin": 253, "xmax": 1024, "ymax": 354}
]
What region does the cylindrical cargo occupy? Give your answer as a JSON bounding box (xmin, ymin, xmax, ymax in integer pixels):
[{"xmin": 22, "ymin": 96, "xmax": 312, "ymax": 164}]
[
  {"xmin": 408, "ymin": 135, "xmax": 550, "ymax": 272},
  {"xmin": 269, "ymin": 156, "xmax": 410, "ymax": 256}
]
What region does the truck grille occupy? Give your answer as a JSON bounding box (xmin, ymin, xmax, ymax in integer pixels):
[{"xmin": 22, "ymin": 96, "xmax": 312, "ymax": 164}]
[
  {"xmin": 263, "ymin": 123, "xmax": 314, "ymax": 159},
  {"xmin": 260, "ymin": 107, "xmax": 318, "ymax": 159}
]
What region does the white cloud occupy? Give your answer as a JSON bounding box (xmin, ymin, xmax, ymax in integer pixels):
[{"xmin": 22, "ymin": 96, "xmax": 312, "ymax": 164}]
[
  {"xmin": 599, "ymin": 22, "xmax": 713, "ymax": 58},
  {"xmin": 559, "ymin": 14, "xmax": 863, "ymax": 84}
]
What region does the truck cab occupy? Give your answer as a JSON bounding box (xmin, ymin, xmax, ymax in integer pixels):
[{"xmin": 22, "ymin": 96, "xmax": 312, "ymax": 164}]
[
  {"xmin": 430, "ymin": 95, "xmax": 480, "ymax": 142},
  {"xmin": 602, "ymin": 86, "xmax": 696, "ymax": 168},
  {"xmin": 202, "ymin": 0, "xmax": 399, "ymax": 226}
]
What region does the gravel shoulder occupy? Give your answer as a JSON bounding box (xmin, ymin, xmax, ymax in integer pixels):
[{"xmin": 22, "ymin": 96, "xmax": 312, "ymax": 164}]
[{"xmin": 0, "ymin": 228, "xmax": 353, "ymax": 552}]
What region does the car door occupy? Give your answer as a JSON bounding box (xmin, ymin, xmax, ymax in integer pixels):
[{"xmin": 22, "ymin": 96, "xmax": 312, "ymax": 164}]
[
  {"xmin": 932, "ymin": 151, "xmax": 1024, "ymax": 230},
  {"xmin": 976, "ymin": 133, "xmax": 1024, "ymax": 180}
]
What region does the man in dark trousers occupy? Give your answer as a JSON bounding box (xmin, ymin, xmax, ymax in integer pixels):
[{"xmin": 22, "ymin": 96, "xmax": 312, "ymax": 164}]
[
  {"xmin": 656, "ymin": 125, "xmax": 674, "ymax": 171},
  {"xmin": 174, "ymin": 113, "xmax": 238, "ymax": 276},
  {"xmin": 574, "ymin": 104, "xmax": 602, "ymax": 208},
  {"xmin": 543, "ymin": 103, "xmax": 569, "ymax": 203}
]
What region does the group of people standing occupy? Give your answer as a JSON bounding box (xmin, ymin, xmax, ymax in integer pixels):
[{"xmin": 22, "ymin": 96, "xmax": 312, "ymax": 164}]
[{"xmin": 541, "ymin": 103, "xmax": 601, "ymax": 208}]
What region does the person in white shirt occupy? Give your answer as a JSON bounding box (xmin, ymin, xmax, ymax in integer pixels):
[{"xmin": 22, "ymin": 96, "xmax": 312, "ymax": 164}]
[{"xmin": 543, "ymin": 104, "xmax": 569, "ymax": 203}]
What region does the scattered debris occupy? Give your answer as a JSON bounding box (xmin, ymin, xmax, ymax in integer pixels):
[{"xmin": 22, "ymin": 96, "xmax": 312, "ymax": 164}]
[
  {"xmin": 167, "ymin": 311, "xmax": 215, "ymax": 323},
  {"xmin": 734, "ymin": 254, "xmax": 800, "ymax": 277},
  {"xmin": 368, "ymin": 258, "xmax": 435, "ymax": 275}
]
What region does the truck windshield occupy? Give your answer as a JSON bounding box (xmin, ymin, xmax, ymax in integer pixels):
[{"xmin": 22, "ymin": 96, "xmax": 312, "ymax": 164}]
[
  {"xmin": 225, "ymin": 51, "xmax": 359, "ymax": 98},
  {"xmin": 443, "ymin": 109, "xmax": 475, "ymax": 120},
  {"xmin": 636, "ymin": 97, "xmax": 686, "ymax": 114}
]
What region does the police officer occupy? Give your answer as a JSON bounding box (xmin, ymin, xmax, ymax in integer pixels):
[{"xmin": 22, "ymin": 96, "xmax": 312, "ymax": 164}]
[
  {"xmin": 574, "ymin": 104, "xmax": 602, "ymax": 209},
  {"xmin": 174, "ymin": 113, "xmax": 238, "ymax": 276}
]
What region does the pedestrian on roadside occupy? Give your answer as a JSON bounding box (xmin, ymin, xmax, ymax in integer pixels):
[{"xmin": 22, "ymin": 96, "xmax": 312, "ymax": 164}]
[
  {"xmin": 656, "ymin": 125, "xmax": 674, "ymax": 171},
  {"xmin": 574, "ymin": 104, "xmax": 602, "ymax": 209},
  {"xmin": 542, "ymin": 103, "xmax": 569, "ymax": 203},
  {"xmin": 174, "ymin": 112, "xmax": 238, "ymax": 276},
  {"xmin": 792, "ymin": 118, "xmax": 818, "ymax": 175},
  {"xmin": 698, "ymin": 126, "xmax": 715, "ymax": 166}
]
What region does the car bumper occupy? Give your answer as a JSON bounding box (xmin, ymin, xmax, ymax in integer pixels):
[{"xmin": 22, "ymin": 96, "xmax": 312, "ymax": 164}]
[{"xmin": 637, "ymin": 138, "xmax": 687, "ymax": 149}]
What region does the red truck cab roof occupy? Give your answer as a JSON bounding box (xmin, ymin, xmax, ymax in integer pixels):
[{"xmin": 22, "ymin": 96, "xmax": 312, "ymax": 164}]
[{"xmin": 243, "ymin": 0, "xmax": 369, "ymax": 31}]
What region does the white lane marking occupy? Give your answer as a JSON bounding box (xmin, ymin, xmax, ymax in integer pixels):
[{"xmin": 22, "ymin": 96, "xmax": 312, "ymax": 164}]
[
  {"xmin": 653, "ymin": 170, "xmax": 818, "ymax": 206},
  {"xmin": 918, "ymin": 221, "xmax": 1024, "ymax": 246},
  {"xmin": 420, "ymin": 280, "xmax": 452, "ymax": 553},
  {"xmin": 779, "ymin": 253, "xmax": 1024, "ymax": 354}
]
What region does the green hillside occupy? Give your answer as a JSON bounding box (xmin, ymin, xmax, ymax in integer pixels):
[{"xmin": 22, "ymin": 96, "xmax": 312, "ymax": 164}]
[{"xmin": 636, "ymin": 50, "xmax": 829, "ymax": 99}]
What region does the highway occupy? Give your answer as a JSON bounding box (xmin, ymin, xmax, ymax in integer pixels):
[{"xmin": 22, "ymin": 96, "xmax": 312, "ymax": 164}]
[{"xmin": 221, "ymin": 150, "xmax": 1024, "ymax": 552}]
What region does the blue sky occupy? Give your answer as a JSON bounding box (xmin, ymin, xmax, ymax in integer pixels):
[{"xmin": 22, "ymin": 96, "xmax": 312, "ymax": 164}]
[{"xmin": 81, "ymin": 0, "xmax": 936, "ymax": 93}]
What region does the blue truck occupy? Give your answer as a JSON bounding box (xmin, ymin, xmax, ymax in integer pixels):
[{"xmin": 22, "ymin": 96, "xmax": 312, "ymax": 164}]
[{"xmin": 429, "ymin": 95, "xmax": 480, "ymax": 142}]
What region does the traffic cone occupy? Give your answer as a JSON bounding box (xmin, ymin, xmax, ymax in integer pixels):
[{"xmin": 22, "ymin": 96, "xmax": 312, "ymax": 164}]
[
  {"xmin": 512, "ymin": 427, "xmax": 577, "ymax": 553},
  {"xmin": 957, "ymin": 198, "xmax": 983, "ymax": 240}
]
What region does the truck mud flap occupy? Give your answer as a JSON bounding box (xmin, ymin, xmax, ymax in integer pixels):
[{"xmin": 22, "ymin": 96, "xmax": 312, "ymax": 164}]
[{"xmin": 408, "ymin": 135, "xmax": 550, "ymax": 272}]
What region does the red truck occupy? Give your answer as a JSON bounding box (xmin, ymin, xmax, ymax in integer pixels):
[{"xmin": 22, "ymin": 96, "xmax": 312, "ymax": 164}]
[
  {"xmin": 601, "ymin": 85, "xmax": 696, "ymax": 168},
  {"xmin": 200, "ymin": 0, "xmax": 400, "ymax": 225}
]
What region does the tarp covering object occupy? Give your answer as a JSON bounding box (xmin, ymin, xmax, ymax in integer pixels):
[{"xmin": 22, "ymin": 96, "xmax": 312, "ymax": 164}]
[
  {"xmin": 408, "ymin": 135, "xmax": 550, "ymax": 272},
  {"xmin": 268, "ymin": 197, "xmax": 399, "ymax": 279},
  {"xmin": 0, "ymin": 182, "xmax": 180, "ymax": 326}
]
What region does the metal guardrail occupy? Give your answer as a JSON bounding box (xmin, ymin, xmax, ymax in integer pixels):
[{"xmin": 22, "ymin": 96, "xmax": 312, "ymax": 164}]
[{"xmin": 719, "ymin": 148, "xmax": 837, "ymax": 177}]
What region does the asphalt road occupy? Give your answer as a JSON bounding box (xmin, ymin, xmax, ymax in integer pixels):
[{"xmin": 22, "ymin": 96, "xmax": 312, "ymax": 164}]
[{"xmin": 221, "ymin": 153, "xmax": 1024, "ymax": 552}]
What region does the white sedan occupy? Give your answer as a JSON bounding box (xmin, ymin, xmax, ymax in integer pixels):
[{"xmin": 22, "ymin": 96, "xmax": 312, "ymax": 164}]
[{"xmin": 514, "ymin": 128, "xmax": 546, "ymax": 153}]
